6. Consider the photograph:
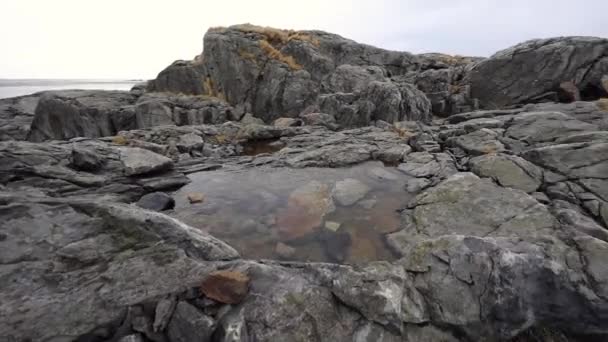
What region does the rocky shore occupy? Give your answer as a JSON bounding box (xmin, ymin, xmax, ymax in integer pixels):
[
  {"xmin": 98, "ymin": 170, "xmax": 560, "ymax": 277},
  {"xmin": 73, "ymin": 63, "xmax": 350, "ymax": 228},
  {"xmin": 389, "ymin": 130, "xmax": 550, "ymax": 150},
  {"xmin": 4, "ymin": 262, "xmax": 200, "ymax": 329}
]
[{"xmin": 1, "ymin": 24, "xmax": 608, "ymax": 341}]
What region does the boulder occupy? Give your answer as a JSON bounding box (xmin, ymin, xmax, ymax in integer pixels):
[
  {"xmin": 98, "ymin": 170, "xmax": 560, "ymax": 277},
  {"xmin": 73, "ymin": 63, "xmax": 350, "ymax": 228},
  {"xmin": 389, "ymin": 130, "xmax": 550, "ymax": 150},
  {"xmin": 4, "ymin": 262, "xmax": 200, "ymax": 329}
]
[
  {"xmin": 470, "ymin": 37, "xmax": 608, "ymax": 108},
  {"xmin": 0, "ymin": 93, "xmax": 40, "ymax": 141},
  {"xmin": 147, "ymin": 60, "xmax": 206, "ymax": 95},
  {"xmin": 27, "ymin": 90, "xmax": 138, "ymax": 142},
  {"xmin": 119, "ymin": 147, "xmax": 174, "ymax": 176},
  {"xmin": 276, "ymin": 181, "xmax": 335, "ymax": 240},
  {"xmin": 332, "ymin": 178, "xmax": 370, "ymax": 206},
  {"xmin": 136, "ymin": 192, "xmax": 175, "ymax": 211}
]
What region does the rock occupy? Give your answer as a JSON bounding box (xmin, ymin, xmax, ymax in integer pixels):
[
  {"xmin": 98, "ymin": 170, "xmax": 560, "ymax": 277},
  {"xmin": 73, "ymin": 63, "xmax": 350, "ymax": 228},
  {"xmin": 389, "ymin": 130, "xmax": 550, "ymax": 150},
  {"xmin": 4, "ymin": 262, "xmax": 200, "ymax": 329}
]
[
  {"xmin": 369, "ymin": 167, "xmax": 400, "ymax": 181},
  {"xmin": 398, "ymin": 152, "xmax": 457, "ymax": 180},
  {"xmin": 405, "ymin": 178, "xmax": 431, "ymax": 193},
  {"xmin": 389, "ymin": 172, "xmax": 556, "ymax": 253},
  {"xmin": 135, "ymin": 92, "xmax": 235, "ymax": 127},
  {"xmin": 200, "ymin": 270, "xmax": 250, "ymax": 304},
  {"xmin": 153, "ymin": 296, "xmax": 177, "ymax": 332},
  {"xmin": 321, "ymin": 229, "xmax": 352, "ymax": 263},
  {"xmin": 332, "ymin": 178, "xmax": 370, "ymax": 206},
  {"xmin": 324, "ymin": 221, "xmax": 341, "ymax": 232},
  {"xmin": 276, "ymin": 181, "xmax": 335, "ymax": 240},
  {"xmin": 0, "ymin": 93, "xmax": 40, "ymax": 141},
  {"xmin": 71, "ymin": 147, "xmax": 104, "ymax": 171},
  {"xmin": 469, "ymin": 154, "xmax": 543, "ymax": 193},
  {"xmin": 118, "ymin": 334, "xmax": 145, "ymax": 342},
  {"xmin": 27, "ymin": 90, "xmax": 137, "ymax": 142},
  {"xmin": 176, "ymin": 133, "xmax": 204, "ymax": 154},
  {"xmin": 167, "ymin": 301, "xmax": 215, "ymax": 342},
  {"xmin": 119, "ymin": 147, "xmax": 174, "ymax": 176},
  {"xmin": 187, "ymin": 192, "xmax": 206, "ymax": 204},
  {"xmin": 147, "ymin": 60, "xmax": 205, "ymax": 95},
  {"xmin": 470, "ymin": 36, "xmax": 608, "ymax": 108},
  {"xmin": 136, "ymin": 192, "xmax": 175, "ymax": 211},
  {"xmin": 358, "ymin": 198, "xmax": 377, "ymax": 209},
  {"xmin": 0, "ymin": 192, "xmax": 238, "ymax": 341},
  {"xmin": 447, "ymin": 128, "xmax": 505, "ymax": 155},
  {"xmin": 300, "ymin": 112, "xmax": 340, "ymax": 130},
  {"xmin": 240, "ymin": 112, "xmax": 265, "ymax": 125},
  {"xmin": 372, "ymin": 145, "xmax": 412, "ymax": 164},
  {"xmin": 273, "ymin": 117, "xmax": 302, "ymax": 127},
  {"xmin": 505, "ymin": 111, "xmax": 597, "ymax": 145},
  {"xmin": 275, "ymin": 242, "xmax": 296, "ymax": 259}
]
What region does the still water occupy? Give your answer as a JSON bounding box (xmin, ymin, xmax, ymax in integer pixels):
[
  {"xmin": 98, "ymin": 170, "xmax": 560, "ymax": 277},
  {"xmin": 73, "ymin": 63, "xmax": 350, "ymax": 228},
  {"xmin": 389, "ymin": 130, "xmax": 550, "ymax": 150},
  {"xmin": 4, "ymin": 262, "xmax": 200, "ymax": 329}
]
[
  {"xmin": 171, "ymin": 161, "xmax": 413, "ymax": 264},
  {"xmin": 0, "ymin": 79, "xmax": 140, "ymax": 99}
]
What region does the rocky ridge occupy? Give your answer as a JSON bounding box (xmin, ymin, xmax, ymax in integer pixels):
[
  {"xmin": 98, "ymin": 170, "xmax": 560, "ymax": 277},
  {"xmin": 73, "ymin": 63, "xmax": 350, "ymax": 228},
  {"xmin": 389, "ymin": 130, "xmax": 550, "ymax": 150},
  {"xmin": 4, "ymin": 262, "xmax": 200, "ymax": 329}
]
[{"xmin": 1, "ymin": 25, "xmax": 608, "ymax": 342}]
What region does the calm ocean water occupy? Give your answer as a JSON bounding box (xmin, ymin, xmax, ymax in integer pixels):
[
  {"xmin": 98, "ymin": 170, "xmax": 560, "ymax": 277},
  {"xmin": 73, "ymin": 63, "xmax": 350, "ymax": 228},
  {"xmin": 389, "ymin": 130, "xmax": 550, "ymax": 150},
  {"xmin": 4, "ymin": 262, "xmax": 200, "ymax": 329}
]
[{"xmin": 0, "ymin": 79, "xmax": 141, "ymax": 99}]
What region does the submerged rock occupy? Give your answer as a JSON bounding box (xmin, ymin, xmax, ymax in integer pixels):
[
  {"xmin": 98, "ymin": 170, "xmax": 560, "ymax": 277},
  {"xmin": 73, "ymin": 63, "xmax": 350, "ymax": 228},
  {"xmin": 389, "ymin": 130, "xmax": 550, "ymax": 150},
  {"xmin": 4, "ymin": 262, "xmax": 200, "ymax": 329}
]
[
  {"xmin": 276, "ymin": 181, "xmax": 335, "ymax": 240},
  {"xmin": 332, "ymin": 178, "xmax": 370, "ymax": 206}
]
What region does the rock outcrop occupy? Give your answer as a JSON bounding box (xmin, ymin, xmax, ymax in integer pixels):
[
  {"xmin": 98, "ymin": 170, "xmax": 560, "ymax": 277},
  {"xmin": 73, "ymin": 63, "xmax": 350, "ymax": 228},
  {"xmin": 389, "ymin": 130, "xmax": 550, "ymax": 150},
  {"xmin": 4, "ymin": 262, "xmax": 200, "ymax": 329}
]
[
  {"xmin": 0, "ymin": 92, "xmax": 40, "ymax": 141},
  {"xmin": 25, "ymin": 90, "xmax": 235, "ymax": 142},
  {"xmin": 470, "ymin": 37, "xmax": 608, "ymax": 108}
]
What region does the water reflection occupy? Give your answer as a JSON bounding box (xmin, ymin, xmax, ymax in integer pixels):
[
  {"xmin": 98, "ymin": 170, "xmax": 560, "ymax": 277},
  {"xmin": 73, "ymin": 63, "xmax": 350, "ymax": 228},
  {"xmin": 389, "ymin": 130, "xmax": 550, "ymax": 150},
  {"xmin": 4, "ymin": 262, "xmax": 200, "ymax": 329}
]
[{"xmin": 171, "ymin": 161, "xmax": 412, "ymax": 264}]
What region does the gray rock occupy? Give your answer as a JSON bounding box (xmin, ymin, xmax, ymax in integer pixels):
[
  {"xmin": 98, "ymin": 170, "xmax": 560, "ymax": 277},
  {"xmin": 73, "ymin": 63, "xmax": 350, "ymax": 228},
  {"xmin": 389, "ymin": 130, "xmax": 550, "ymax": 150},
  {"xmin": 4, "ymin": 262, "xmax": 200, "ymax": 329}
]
[
  {"xmin": 273, "ymin": 117, "xmax": 302, "ymax": 127},
  {"xmin": 0, "ymin": 93, "xmax": 40, "ymax": 141},
  {"xmin": 469, "ymin": 154, "xmax": 543, "ymax": 193},
  {"xmin": 332, "ymin": 178, "xmax": 370, "ymax": 206},
  {"xmin": 153, "ymin": 296, "xmax": 177, "ymax": 332},
  {"xmin": 240, "ymin": 113, "xmax": 265, "ymax": 125},
  {"xmin": 300, "ymin": 112, "xmax": 339, "ymax": 130},
  {"xmin": 71, "ymin": 147, "xmax": 105, "ymax": 171},
  {"xmin": 176, "ymin": 133, "xmax": 204, "ymax": 154},
  {"xmin": 0, "ymin": 192, "xmax": 238, "ymax": 341},
  {"xmin": 136, "ymin": 192, "xmax": 175, "ymax": 211},
  {"xmin": 118, "ymin": 334, "xmax": 145, "ymax": 342},
  {"xmin": 27, "ymin": 90, "xmax": 137, "ymax": 142},
  {"xmin": 167, "ymin": 301, "xmax": 215, "ymax": 342},
  {"xmin": 119, "ymin": 147, "xmax": 174, "ymax": 176},
  {"xmin": 147, "ymin": 60, "xmax": 206, "ymax": 95},
  {"xmin": 389, "ymin": 172, "xmax": 556, "ymax": 252},
  {"xmin": 470, "ymin": 36, "xmax": 608, "ymax": 109}
]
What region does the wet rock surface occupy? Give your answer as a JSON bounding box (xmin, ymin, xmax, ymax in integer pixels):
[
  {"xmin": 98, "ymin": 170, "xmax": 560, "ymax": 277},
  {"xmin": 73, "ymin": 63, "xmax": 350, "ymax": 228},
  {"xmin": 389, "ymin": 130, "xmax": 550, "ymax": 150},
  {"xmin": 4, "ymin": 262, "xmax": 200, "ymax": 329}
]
[{"xmin": 2, "ymin": 25, "xmax": 608, "ymax": 342}]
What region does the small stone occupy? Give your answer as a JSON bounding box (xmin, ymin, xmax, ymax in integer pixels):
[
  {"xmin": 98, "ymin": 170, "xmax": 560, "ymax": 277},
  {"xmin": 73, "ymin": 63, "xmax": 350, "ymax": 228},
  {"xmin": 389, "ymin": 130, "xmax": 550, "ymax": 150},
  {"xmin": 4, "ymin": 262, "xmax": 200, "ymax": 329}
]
[
  {"xmin": 273, "ymin": 117, "xmax": 302, "ymax": 127},
  {"xmin": 187, "ymin": 192, "xmax": 205, "ymax": 204},
  {"xmin": 200, "ymin": 270, "xmax": 250, "ymax": 304},
  {"xmin": 136, "ymin": 192, "xmax": 175, "ymax": 211},
  {"xmin": 119, "ymin": 147, "xmax": 173, "ymax": 176},
  {"xmin": 358, "ymin": 199, "xmax": 377, "ymax": 209},
  {"xmin": 324, "ymin": 221, "xmax": 342, "ymax": 232},
  {"xmin": 275, "ymin": 242, "xmax": 296, "ymax": 259},
  {"xmin": 240, "ymin": 113, "xmax": 265, "ymax": 125},
  {"xmin": 332, "ymin": 178, "xmax": 370, "ymax": 206}
]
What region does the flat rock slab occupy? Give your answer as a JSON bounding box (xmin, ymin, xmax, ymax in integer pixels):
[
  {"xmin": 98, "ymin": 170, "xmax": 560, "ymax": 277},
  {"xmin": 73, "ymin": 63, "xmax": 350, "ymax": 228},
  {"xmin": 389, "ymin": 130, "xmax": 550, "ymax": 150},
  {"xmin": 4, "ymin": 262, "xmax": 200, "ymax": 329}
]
[{"xmin": 119, "ymin": 147, "xmax": 173, "ymax": 176}]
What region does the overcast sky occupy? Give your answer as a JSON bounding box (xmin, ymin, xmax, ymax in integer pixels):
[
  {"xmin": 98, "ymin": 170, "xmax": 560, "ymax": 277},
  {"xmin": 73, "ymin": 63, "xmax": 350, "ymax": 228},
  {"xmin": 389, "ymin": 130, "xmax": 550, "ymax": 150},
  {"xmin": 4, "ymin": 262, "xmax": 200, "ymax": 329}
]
[{"xmin": 1, "ymin": 0, "xmax": 607, "ymax": 79}]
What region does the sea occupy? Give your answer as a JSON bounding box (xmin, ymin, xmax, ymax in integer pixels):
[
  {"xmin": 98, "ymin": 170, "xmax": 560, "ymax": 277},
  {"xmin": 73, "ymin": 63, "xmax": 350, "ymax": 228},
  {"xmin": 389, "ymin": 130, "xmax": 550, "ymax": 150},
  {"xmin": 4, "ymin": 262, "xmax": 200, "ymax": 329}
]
[{"xmin": 0, "ymin": 79, "xmax": 141, "ymax": 100}]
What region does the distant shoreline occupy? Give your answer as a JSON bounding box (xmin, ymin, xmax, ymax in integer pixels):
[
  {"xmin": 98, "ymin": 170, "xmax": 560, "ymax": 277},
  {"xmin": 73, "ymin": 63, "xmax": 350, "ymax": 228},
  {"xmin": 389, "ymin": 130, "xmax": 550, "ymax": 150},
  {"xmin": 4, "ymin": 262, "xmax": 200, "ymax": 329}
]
[{"xmin": 0, "ymin": 79, "xmax": 141, "ymax": 99}]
